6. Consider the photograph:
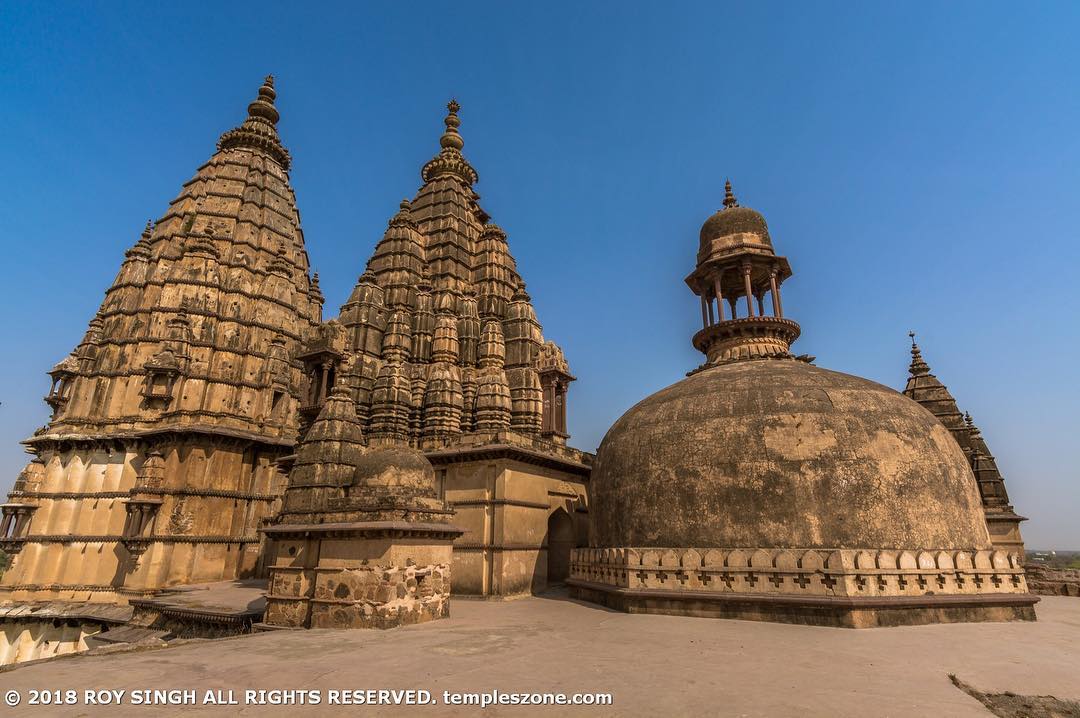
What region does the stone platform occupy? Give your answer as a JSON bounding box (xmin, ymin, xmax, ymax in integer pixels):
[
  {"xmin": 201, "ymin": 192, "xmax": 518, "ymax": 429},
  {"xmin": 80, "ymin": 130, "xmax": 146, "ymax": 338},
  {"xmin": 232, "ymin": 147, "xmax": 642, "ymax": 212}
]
[
  {"xmin": 1, "ymin": 592, "xmax": 1078, "ymax": 716},
  {"xmin": 568, "ymin": 547, "xmax": 1037, "ymax": 628},
  {"xmin": 121, "ymin": 579, "xmax": 267, "ymax": 641}
]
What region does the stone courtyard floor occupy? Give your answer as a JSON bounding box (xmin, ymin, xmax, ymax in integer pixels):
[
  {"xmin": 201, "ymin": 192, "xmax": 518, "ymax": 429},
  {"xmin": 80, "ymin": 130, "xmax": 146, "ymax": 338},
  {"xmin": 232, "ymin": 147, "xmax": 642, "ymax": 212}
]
[{"xmin": 1, "ymin": 592, "xmax": 1078, "ymax": 717}]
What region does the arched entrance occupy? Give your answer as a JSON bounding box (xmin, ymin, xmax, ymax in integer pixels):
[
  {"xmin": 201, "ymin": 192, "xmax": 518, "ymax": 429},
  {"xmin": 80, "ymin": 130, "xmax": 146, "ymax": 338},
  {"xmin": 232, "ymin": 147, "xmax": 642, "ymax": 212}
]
[{"xmin": 546, "ymin": 508, "xmax": 575, "ymax": 585}]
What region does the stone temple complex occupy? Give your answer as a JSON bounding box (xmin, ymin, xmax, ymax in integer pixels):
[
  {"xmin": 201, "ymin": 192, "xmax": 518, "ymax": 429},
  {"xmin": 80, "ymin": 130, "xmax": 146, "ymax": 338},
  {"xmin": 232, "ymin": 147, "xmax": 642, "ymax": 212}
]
[{"xmin": 0, "ymin": 78, "xmax": 1038, "ymax": 661}]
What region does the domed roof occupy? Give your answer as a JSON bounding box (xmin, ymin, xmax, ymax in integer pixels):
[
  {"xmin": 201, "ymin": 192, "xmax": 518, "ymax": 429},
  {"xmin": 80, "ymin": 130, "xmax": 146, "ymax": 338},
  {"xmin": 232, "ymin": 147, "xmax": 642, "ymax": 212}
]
[
  {"xmin": 590, "ymin": 360, "xmax": 992, "ymax": 551},
  {"xmin": 699, "ymin": 206, "xmax": 771, "ymax": 247},
  {"xmin": 352, "ymin": 445, "xmax": 437, "ymax": 496},
  {"xmin": 697, "ymin": 181, "xmax": 774, "ymax": 263}
]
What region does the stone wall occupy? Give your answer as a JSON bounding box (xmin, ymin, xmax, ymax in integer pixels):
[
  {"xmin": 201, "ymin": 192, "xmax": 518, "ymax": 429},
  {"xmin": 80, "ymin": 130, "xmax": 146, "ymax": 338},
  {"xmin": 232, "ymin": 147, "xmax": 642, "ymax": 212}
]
[
  {"xmin": 0, "ymin": 621, "xmax": 102, "ymax": 665},
  {"xmin": 264, "ymin": 531, "xmax": 456, "ymax": 630},
  {"xmin": 1025, "ymin": 564, "xmax": 1080, "ymax": 597},
  {"xmin": 1, "ymin": 439, "xmax": 285, "ymax": 603},
  {"xmin": 308, "ymin": 562, "xmax": 451, "ymax": 629},
  {"xmin": 436, "ymin": 455, "xmax": 588, "ymax": 597}
]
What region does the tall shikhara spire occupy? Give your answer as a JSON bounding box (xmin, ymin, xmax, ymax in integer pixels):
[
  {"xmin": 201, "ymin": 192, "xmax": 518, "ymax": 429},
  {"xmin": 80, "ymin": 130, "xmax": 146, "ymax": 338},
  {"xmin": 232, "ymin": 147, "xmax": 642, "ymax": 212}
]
[
  {"xmin": 304, "ymin": 101, "xmax": 573, "ymax": 446},
  {"xmin": 902, "ymin": 333, "xmax": 967, "ymax": 444},
  {"xmin": 38, "ymin": 75, "xmax": 319, "ymax": 441},
  {"xmin": 2, "ymin": 78, "xmax": 321, "ymax": 602},
  {"xmin": 903, "ymin": 334, "xmax": 1026, "ymax": 556}
]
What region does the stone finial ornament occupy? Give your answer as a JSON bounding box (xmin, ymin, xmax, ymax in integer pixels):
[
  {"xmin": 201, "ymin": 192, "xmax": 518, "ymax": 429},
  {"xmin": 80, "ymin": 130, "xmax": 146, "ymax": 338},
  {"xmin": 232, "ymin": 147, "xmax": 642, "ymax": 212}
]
[
  {"xmin": 421, "ymin": 99, "xmax": 478, "ymax": 184},
  {"xmin": 723, "ymin": 178, "xmax": 739, "ymax": 209},
  {"xmin": 908, "ymin": 331, "xmax": 931, "ymax": 376},
  {"xmin": 217, "ymin": 75, "xmax": 291, "ymax": 169}
]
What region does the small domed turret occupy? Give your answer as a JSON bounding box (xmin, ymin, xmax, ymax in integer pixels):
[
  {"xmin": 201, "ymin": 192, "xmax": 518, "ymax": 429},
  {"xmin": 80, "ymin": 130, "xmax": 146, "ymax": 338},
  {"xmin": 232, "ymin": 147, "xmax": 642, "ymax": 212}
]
[{"xmin": 697, "ymin": 180, "xmax": 774, "ymax": 265}]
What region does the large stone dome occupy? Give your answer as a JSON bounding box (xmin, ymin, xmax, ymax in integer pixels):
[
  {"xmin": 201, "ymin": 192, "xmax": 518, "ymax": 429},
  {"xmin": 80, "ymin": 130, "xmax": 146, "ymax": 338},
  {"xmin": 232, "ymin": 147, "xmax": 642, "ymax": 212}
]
[{"xmin": 590, "ymin": 359, "xmax": 992, "ymax": 551}]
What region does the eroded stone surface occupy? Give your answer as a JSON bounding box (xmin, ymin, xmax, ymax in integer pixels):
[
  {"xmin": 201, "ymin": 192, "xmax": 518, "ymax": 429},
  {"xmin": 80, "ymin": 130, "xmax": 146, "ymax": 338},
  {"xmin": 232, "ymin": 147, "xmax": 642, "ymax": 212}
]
[{"xmin": 578, "ymin": 183, "xmax": 1034, "ymax": 626}]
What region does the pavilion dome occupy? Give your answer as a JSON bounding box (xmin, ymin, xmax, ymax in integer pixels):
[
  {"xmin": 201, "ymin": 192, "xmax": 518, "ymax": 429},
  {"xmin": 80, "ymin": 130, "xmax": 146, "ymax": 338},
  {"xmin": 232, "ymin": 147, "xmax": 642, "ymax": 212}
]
[
  {"xmin": 589, "ymin": 359, "xmax": 993, "ymax": 551},
  {"xmin": 697, "ymin": 181, "xmax": 774, "ymax": 265}
]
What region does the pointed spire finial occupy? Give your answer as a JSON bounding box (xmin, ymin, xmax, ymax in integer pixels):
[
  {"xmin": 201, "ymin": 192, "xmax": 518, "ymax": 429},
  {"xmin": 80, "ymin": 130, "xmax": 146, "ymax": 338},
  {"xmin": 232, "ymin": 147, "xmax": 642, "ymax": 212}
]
[
  {"xmin": 421, "ymin": 99, "xmax": 477, "ymax": 184},
  {"xmin": 218, "ymin": 75, "xmax": 290, "ymax": 168},
  {"xmin": 907, "ymin": 331, "xmax": 930, "ymax": 377},
  {"xmin": 247, "ymin": 75, "xmax": 279, "ymax": 125},
  {"xmin": 965, "ymin": 412, "xmax": 983, "ymax": 439},
  {"xmin": 440, "ymin": 99, "xmax": 464, "ymax": 151},
  {"xmin": 127, "ymin": 219, "xmax": 154, "ymax": 258},
  {"xmin": 723, "ymin": 179, "xmax": 739, "ymax": 209},
  {"xmin": 388, "ymin": 198, "xmax": 416, "ymax": 229}
]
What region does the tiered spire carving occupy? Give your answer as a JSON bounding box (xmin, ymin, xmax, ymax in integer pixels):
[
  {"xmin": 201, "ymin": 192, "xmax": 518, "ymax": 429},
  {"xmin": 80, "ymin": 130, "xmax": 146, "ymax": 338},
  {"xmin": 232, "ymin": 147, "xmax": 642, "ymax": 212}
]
[
  {"xmin": 903, "ymin": 333, "xmax": 1025, "ymax": 550},
  {"xmin": 280, "ymin": 385, "xmax": 367, "ymax": 515},
  {"xmin": 903, "ymin": 333, "xmax": 967, "ymax": 442},
  {"xmin": 38, "ymin": 77, "xmax": 320, "ymax": 442},
  {"xmin": 300, "ymin": 101, "xmax": 573, "ymax": 446}
]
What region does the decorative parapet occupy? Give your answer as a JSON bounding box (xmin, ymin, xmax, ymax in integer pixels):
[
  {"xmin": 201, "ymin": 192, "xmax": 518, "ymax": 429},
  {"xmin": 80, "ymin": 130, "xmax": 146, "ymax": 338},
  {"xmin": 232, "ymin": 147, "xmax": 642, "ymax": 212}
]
[{"xmin": 570, "ymin": 546, "xmax": 1028, "ymax": 598}]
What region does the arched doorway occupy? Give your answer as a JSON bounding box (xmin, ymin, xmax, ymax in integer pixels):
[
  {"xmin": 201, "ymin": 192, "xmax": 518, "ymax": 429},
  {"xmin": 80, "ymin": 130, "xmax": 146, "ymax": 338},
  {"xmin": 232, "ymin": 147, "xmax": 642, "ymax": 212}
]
[{"xmin": 546, "ymin": 508, "xmax": 575, "ymax": 585}]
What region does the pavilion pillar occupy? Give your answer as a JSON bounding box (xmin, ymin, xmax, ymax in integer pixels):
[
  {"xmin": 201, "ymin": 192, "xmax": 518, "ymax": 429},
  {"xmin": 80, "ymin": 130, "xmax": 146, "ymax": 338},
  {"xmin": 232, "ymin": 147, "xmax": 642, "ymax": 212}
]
[
  {"xmin": 319, "ymin": 362, "xmax": 330, "ymax": 403},
  {"xmin": 742, "ymin": 264, "xmax": 755, "ymax": 317},
  {"xmin": 770, "ymin": 269, "xmax": 783, "ymax": 318},
  {"xmin": 713, "ymin": 274, "xmax": 725, "ymax": 321}
]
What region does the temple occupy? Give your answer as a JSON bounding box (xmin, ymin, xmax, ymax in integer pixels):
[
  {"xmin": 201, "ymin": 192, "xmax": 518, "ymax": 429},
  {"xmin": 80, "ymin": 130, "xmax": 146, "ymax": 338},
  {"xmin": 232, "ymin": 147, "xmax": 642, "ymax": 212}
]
[
  {"xmin": 568, "ymin": 182, "xmax": 1036, "ymax": 628},
  {"xmin": 0, "ymin": 79, "xmax": 1037, "ymax": 661},
  {"xmin": 278, "ymin": 99, "xmax": 590, "ymax": 599},
  {"xmin": 902, "ymin": 336, "xmax": 1026, "ymax": 556},
  {"xmin": 0, "ymin": 77, "xmax": 320, "ymax": 608},
  {"xmin": 0, "ymin": 80, "xmax": 591, "ymax": 661}
]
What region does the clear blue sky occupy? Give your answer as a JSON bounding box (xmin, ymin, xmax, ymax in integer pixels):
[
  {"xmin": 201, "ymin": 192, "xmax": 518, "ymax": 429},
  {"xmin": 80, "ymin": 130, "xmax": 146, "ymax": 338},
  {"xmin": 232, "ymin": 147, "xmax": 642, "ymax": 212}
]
[{"xmin": 1, "ymin": 2, "xmax": 1077, "ymax": 549}]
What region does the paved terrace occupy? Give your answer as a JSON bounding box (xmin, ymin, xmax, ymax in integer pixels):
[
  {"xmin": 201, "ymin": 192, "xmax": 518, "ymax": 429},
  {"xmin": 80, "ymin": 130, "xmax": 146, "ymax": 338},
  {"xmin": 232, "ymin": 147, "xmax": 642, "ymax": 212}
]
[{"xmin": 1, "ymin": 593, "xmax": 1078, "ymax": 717}]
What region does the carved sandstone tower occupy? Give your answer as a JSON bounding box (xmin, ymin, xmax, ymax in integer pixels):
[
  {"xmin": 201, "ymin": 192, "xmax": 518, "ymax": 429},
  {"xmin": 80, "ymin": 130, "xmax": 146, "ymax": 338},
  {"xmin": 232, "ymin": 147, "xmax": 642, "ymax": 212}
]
[
  {"xmin": 0, "ymin": 77, "xmax": 320, "ymax": 602},
  {"xmin": 903, "ymin": 335, "xmax": 1026, "ymax": 557},
  {"xmin": 292, "ymin": 102, "xmax": 591, "ymax": 597}
]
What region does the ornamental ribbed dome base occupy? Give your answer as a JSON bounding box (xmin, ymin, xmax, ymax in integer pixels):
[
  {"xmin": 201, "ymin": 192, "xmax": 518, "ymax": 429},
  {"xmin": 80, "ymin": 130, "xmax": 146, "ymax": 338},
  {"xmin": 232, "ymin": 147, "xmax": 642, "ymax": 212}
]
[{"xmin": 692, "ymin": 316, "xmax": 801, "ymax": 366}]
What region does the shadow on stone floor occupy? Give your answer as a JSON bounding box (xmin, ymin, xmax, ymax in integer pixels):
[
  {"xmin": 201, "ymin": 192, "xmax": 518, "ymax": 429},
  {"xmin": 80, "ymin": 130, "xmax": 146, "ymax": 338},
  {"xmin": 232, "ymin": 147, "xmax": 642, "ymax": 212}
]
[{"xmin": 531, "ymin": 584, "xmax": 621, "ymax": 613}]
